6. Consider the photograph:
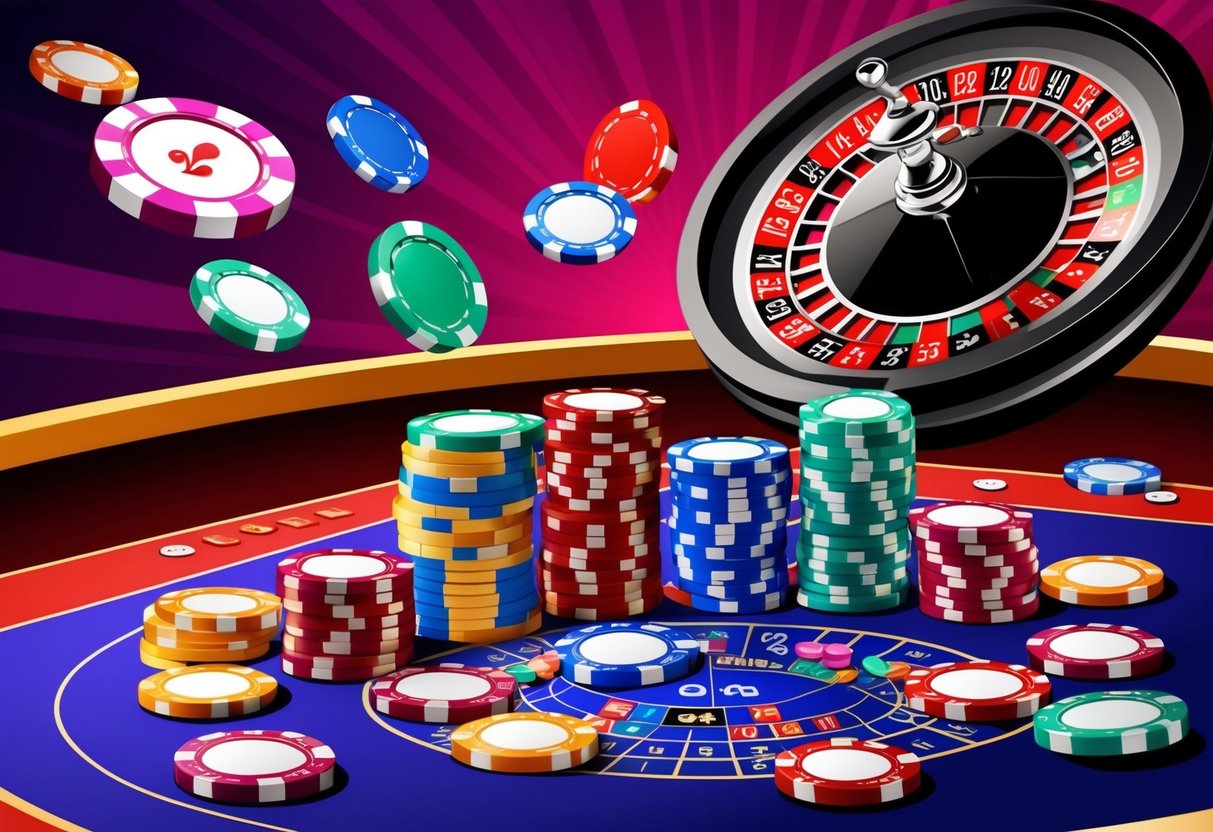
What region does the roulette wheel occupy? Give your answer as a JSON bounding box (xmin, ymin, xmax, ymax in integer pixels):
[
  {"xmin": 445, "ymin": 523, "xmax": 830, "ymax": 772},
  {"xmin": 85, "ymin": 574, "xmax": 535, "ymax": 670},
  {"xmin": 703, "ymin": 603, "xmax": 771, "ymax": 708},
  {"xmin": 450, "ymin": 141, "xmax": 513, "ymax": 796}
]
[{"xmin": 678, "ymin": 0, "xmax": 1213, "ymax": 443}]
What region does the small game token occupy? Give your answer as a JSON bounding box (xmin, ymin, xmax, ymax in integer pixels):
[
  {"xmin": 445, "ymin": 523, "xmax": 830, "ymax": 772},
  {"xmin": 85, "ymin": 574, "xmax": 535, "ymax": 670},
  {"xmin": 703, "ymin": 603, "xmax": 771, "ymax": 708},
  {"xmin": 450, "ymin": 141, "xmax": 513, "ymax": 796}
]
[
  {"xmin": 239, "ymin": 524, "xmax": 275, "ymax": 535},
  {"xmin": 1039, "ymin": 555, "xmax": 1164, "ymax": 606},
  {"xmin": 505, "ymin": 664, "xmax": 538, "ymax": 683},
  {"xmin": 1033, "ymin": 690, "xmax": 1189, "ymax": 756},
  {"xmin": 138, "ymin": 664, "xmax": 278, "ymax": 719},
  {"xmin": 885, "ymin": 661, "xmax": 912, "ymax": 680},
  {"xmin": 327, "ymin": 94, "xmax": 428, "ymax": 192},
  {"xmin": 523, "ymin": 181, "xmax": 637, "ymax": 265},
  {"xmin": 173, "ymin": 730, "xmax": 336, "ymax": 803},
  {"xmin": 29, "ymin": 40, "xmax": 138, "ymax": 104},
  {"xmin": 159, "ymin": 544, "xmax": 195, "ymax": 558},
  {"xmin": 527, "ymin": 651, "xmax": 561, "ymax": 680},
  {"xmin": 583, "ymin": 99, "xmax": 677, "ymax": 203},
  {"xmin": 1063, "ymin": 457, "xmax": 1162, "ymax": 495},
  {"xmin": 370, "ymin": 664, "xmax": 517, "ymax": 723},
  {"xmin": 794, "ymin": 642, "xmax": 825, "ymax": 661},
  {"xmin": 201, "ymin": 535, "xmax": 240, "ymax": 547},
  {"xmin": 1144, "ymin": 490, "xmax": 1178, "ymax": 505},
  {"xmin": 554, "ymin": 622, "xmax": 700, "ymax": 687},
  {"xmin": 904, "ymin": 660, "xmax": 1051, "ymax": 721},
  {"xmin": 449, "ymin": 711, "xmax": 599, "ymax": 773},
  {"xmin": 190, "ymin": 260, "xmax": 309, "ymax": 352},
  {"xmin": 861, "ymin": 656, "xmax": 891, "ymax": 677},
  {"xmin": 314, "ymin": 507, "xmax": 355, "ymax": 519},
  {"xmin": 821, "ymin": 643, "xmax": 853, "ymax": 669},
  {"xmin": 973, "ymin": 478, "xmax": 1008, "ymax": 492},
  {"xmin": 774, "ymin": 738, "xmax": 921, "ymax": 806},
  {"xmin": 278, "ymin": 516, "xmax": 319, "ymax": 528},
  {"xmin": 1026, "ymin": 623, "xmax": 1165, "ymax": 679},
  {"xmin": 370, "ymin": 223, "xmax": 487, "ymax": 352}
]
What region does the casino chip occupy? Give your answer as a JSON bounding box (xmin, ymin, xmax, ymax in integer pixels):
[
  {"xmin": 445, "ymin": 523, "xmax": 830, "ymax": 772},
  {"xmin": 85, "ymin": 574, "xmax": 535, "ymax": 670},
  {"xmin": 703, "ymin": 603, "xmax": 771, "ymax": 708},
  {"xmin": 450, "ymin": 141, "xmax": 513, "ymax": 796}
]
[
  {"xmin": 159, "ymin": 544, "xmax": 195, "ymax": 558},
  {"xmin": 138, "ymin": 664, "xmax": 278, "ymax": 719},
  {"xmin": 904, "ymin": 660, "xmax": 1051, "ymax": 721},
  {"xmin": 583, "ymin": 99, "xmax": 678, "ymax": 203},
  {"xmin": 190, "ymin": 260, "xmax": 309, "ymax": 352},
  {"xmin": 523, "ymin": 181, "xmax": 637, "ymax": 265},
  {"xmin": 370, "ymin": 663, "xmax": 516, "ymax": 723},
  {"xmin": 450, "ymin": 711, "xmax": 599, "ymax": 773},
  {"xmin": 973, "ymin": 478, "xmax": 1008, "ymax": 492},
  {"xmin": 1026, "ymin": 623, "xmax": 1165, "ymax": 679},
  {"xmin": 153, "ymin": 589, "xmax": 280, "ymax": 633},
  {"xmin": 29, "ymin": 40, "xmax": 138, "ymax": 105},
  {"xmin": 1039, "ymin": 555, "xmax": 1165, "ymax": 606},
  {"xmin": 1033, "ymin": 690, "xmax": 1189, "ymax": 756},
  {"xmin": 1144, "ymin": 490, "xmax": 1178, "ymax": 505},
  {"xmin": 326, "ymin": 94, "xmax": 428, "ymax": 192},
  {"xmin": 370, "ymin": 222, "xmax": 487, "ymax": 352},
  {"xmin": 173, "ymin": 730, "xmax": 336, "ymax": 803},
  {"xmin": 1063, "ymin": 457, "xmax": 1162, "ymax": 495},
  {"xmin": 91, "ymin": 98, "xmax": 294, "ymax": 238},
  {"xmin": 554, "ymin": 622, "xmax": 700, "ymax": 687},
  {"xmin": 774, "ymin": 738, "xmax": 921, "ymax": 806}
]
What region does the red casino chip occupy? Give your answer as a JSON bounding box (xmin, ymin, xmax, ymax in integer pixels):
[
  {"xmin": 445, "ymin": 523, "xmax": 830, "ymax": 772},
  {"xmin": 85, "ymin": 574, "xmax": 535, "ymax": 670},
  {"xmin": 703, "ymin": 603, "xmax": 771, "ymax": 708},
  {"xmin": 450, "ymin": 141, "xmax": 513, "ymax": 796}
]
[
  {"xmin": 544, "ymin": 586, "xmax": 663, "ymax": 620},
  {"xmin": 173, "ymin": 730, "xmax": 336, "ymax": 804},
  {"xmin": 545, "ymin": 474, "xmax": 658, "ymax": 501},
  {"xmin": 284, "ymin": 622, "xmax": 410, "ymax": 644},
  {"xmin": 541, "ymin": 537, "xmax": 660, "ymax": 564},
  {"xmin": 282, "ymin": 632, "xmax": 412, "ymax": 657},
  {"xmin": 546, "ymin": 468, "xmax": 656, "ymax": 491},
  {"xmin": 540, "ymin": 506, "xmax": 655, "ymax": 539},
  {"xmin": 917, "ymin": 593, "xmax": 1040, "ymax": 624},
  {"xmin": 545, "ymin": 420, "xmax": 662, "ymax": 447},
  {"xmin": 918, "ymin": 546, "xmax": 1040, "ymax": 573},
  {"xmin": 281, "ymin": 646, "xmax": 413, "ymax": 670},
  {"xmin": 903, "ymin": 660, "xmax": 1051, "ymax": 721},
  {"xmin": 547, "ymin": 457, "xmax": 660, "ymax": 480},
  {"xmin": 543, "ymin": 491, "xmax": 658, "ymax": 514},
  {"xmin": 277, "ymin": 549, "xmax": 413, "ymax": 595},
  {"xmin": 543, "ymin": 387, "xmax": 666, "ymax": 426},
  {"xmin": 277, "ymin": 584, "xmax": 410, "ymax": 606},
  {"xmin": 916, "ymin": 587, "xmax": 1038, "ymax": 612},
  {"xmin": 1025, "ymin": 623, "xmax": 1165, "ymax": 679},
  {"xmin": 583, "ymin": 100, "xmax": 678, "ymax": 203},
  {"xmin": 917, "ymin": 536, "xmax": 1034, "ymax": 557},
  {"xmin": 774, "ymin": 738, "xmax": 921, "ymax": 806},
  {"xmin": 370, "ymin": 663, "xmax": 517, "ymax": 723},
  {"xmin": 540, "ymin": 496, "xmax": 659, "ymax": 525},
  {"xmin": 540, "ymin": 560, "xmax": 657, "ymax": 585},
  {"xmin": 282, "ymin": 596, "xmax": 411, "ymax": 620},
  {"xmin": 543, "ymin": 586, "xmax": 653, "ymax": 607},
  {"xmin": 284, "ymin": 610, "xmax": 407, "ymax": 633},
  {"xmin": 917, "ymin": 573, "xmax": 1038, "ymax": 601},
  {"xmin": 544, "ymin": 444, "xmax": 662, "ymax": 469},
  {"xmin": 909, "ymin": 501, "xmax": 1033, "ymax": 544},
  {"xmin": 282, "ymin": 655, "xmax": 404, "ymax": 681},
  {"xmin": 541, "ymin": 523, "xmax": 658, "ymax": 550},
  {"xmin": 916, "ymin": 559, "xmax": 1039, "ymax": 588},
  {"xmin": 539, "ymin": 574, "xmax": 651, "ymax": 597}
]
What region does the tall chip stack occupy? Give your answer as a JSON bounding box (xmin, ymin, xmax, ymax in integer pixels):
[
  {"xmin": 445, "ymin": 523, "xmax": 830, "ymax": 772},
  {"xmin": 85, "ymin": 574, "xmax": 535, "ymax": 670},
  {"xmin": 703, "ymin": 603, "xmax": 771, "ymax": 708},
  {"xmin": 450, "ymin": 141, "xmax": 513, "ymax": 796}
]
[
  {"xmin": 394, "ymin": 410, "xmax": 544, "ymax": 642},
  {"xmin": 796, "ymin": 391, "xmax": 917, "ymax": 613},
  {"xmin": 278, "ymin": 549, "xmax": 415, "ymax": 680},
  {"xmin": 540, "ymin": 389, "xmax": 666, "ymax": 620},
  {"xmin": 910, "ymin": 501, "xmax": 1040, "ymax": 623},
  {"xmin": 667, "ymin": 437, "xmax": 792, "ymax": 613},
  {"xmin": 140, "ymin": 588, "xmax": 281, "ymax": 669}
]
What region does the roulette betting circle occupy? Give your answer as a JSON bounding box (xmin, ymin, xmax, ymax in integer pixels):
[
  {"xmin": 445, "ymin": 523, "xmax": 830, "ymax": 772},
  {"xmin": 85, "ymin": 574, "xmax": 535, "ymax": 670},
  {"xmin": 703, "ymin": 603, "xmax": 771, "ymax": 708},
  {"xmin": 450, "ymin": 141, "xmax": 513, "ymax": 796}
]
[{"xmin": 677, "ymin": 0, "xmax": 1213, "ymax": 442}]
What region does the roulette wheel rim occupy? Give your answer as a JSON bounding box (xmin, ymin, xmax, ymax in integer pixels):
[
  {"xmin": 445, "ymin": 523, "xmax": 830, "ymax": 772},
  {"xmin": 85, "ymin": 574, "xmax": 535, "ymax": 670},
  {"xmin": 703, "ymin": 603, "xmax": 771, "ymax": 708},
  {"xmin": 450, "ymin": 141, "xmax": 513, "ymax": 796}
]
[{"xmin": 677, "ymin": 0, "xmax": 1213, "ymax": 443}]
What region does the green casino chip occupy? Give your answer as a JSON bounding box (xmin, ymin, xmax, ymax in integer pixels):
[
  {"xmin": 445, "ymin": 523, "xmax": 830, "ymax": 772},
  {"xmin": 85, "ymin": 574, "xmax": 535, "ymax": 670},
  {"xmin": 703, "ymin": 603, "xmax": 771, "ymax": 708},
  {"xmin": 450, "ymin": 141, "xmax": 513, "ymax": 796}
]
[
  {"xmin": 1033, "ymin": 691, "xmax": 1189, "ymax": 756},
  {"xmin": 862, "ymin": 655, "xmax": 892, "ymax": 677},
  {"xmin": 408, "ymin": 409, "xmax": 544, "ymax": 453},
  {"xmin": 795, "ymin": 586, "xmax": 908, "ymax": 613},
  {"xmin": 801, "ymin": 438, "xmax": 917, "ymax": 461},
  {"xmin": 189, "ymin": 259, "xmax": 310, "ymax": 352},
  {"xmin": 799, "ymin": 565, "xmax": 908, "ymax": 587},
  {"xmin": 799, "ymin": 391, "xmax": 915, "ymax": 437},
  {"xmin": 800, "ymin": 516, "xmax": 909, "ymax": 538},
  {"xmin": 369, "ymin": 221, "xmax": 487, "ymax": 353}
]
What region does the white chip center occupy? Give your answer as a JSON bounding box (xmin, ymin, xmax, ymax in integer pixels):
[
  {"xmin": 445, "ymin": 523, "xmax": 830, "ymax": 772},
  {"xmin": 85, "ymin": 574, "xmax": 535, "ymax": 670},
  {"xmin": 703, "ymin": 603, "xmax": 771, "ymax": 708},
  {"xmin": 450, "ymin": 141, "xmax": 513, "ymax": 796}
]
[
  {"xmin": 926, "ymin": 504, "xmax": 1011, "ymax": 529},
  {"xmin": 301, "ymin": 554, "xmax": 386, "ymax": 580},
  {"xmin": 52, "ymin": 49, "xmax": 120, "ymax": 83},
  {"xmin": 395, "ymin": 671, "xmax": 492, "ymax": 701},
  {"xmin": 562, "ymin": 391, "xmax": 644, "ymax": 412},
  {"xmin": 164, "ymin": 671, "xmax": 254, "ymax": 699},
  {"xmin": 1081, "ymin": 463, "xmax": 1147, "ymax": 483},
  {"xmin": 131, "ymin": 116, "xmax": 261, "ymax": 198},
  {"xmin": 544, "ymin": 193, "xmax": 616, "ymax": 244},
  {"xmin": 1064, "ymin": 561, "xmax": 1140, "ymax": 588},
  {"xmin": 821, "ymin": 395, "xmax": 893, "ymax": 420},
  {"xmin": 801, "ymin": 747, "xmax": 892, "ymax": 781},
  {"xmin": 480, "ymin": 720, "xmax": 569, "ymax": 751},
  {"xmin": 432, "ymin": 413, "xmax": 518, "ymax": 433},
  {"xmin": 687, "ymin": 440, "xmax": 764, "ymax": 462},
  {"xmin": 1051, "ymin": 630, "xmax": 1141, "ymax": 660},
  {"xmin": 578, "ymin": 631, "xmax": 669, "ymax": 665},
  {"xmin": 202, "ymin": 738, "xmax": 308, "ymax": 776},
  {"xmin": 930, "ymin": 668, "xmax": 1024, "ymax": 700},
  {"xmin": 181, "ymin": 593, "xmax": 259, "ymax": 614},
  {"xmin": 216, "ymin": 274, "xmax": 289, "ymax": 325},
  {"xmin": 1062, "ymin": 699, "xmax": 1162, "ymax": 730}
]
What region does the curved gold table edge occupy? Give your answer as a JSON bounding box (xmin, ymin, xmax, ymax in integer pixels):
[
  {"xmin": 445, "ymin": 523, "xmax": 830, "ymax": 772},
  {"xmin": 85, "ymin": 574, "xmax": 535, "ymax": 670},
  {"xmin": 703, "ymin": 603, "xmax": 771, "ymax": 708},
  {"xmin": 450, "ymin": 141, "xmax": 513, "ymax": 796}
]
[{"xmin": 1, "ymin": 332, "xmax": 1209, "ymax": 472}]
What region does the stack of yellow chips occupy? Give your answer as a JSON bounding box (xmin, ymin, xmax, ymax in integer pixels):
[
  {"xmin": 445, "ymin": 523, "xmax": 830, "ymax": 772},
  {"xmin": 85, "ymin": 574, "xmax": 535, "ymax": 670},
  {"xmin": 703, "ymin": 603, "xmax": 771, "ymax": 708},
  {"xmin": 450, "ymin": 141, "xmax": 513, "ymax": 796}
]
[{"xmin": 139, "ymin": 587, "xmax": 281, "ymax": 669}]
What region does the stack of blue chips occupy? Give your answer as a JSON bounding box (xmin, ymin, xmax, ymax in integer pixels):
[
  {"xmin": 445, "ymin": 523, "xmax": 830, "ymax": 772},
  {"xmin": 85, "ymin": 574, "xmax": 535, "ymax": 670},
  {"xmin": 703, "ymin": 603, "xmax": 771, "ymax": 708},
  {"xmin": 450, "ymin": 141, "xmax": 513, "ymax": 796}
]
[{"xmin": 666, "ymin": 437, "xmax": 793, "ymax": 613}]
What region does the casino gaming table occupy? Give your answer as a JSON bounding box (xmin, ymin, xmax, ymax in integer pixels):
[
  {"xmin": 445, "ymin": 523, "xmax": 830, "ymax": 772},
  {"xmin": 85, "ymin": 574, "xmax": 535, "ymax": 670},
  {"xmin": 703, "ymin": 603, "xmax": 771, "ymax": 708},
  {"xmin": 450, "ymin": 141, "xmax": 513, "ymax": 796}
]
[{"xmin": 1, "ymin": 333, "xmax": 1211, "ymax": 832}]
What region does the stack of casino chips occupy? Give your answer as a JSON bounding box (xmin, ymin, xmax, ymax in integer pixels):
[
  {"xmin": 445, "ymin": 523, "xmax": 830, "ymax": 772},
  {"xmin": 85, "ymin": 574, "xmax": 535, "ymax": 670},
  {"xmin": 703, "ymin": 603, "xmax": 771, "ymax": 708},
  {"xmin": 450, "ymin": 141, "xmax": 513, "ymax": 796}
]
[
  {"xmin": 910, "ymin": 501, "xmax": 1040, "ymax": 623},
  {"xmin": 667, "ymin": 437, "xmax": 792, "ymax": 613},
  {"xmin": 278, "ymin": 549, "xmax": 415, "ymax": 681},
  {"xmin": 140, "ymin": 588, "xmax": 281, "ymax": 669},
  {"xmin": 796, "ymin": 390, "xmax": 916, "ymax": 614},
  {"xmin": 395, "ymin": 409, "xmax": 544, "ymax": 642},
  {"xmin": 540, "ymin": 388, "xmax": 666, "ymax": 620}
]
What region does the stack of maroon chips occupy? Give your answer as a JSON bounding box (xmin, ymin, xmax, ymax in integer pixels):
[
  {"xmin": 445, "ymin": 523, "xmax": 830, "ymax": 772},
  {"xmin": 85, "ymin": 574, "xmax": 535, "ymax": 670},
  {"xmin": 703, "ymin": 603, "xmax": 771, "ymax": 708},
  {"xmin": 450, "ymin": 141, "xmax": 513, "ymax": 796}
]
[
  {"xmin": 540, "ymin": 388, "xmax": 666, "ymax": 620},
  {"xmin": 909, "ymin": 501, "xmax": 1040, "ymax": 624},
  {"xmin": 277, "ymin": 548, "xmax": 415, "ymax": 680}
]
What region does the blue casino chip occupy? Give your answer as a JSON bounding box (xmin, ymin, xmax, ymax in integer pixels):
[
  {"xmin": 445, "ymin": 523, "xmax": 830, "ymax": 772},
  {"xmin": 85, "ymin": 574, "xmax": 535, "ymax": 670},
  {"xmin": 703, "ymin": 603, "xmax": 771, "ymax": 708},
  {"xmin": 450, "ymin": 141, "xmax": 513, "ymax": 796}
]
[
  {"xmin": 679, "ymin": 589, "xmax": 786, "ymax": 614},
  {"xmin": 554, "ymin": 622, "xmax": 701, "ymax": 687},
  {"xmin": 667, "ymin": 437, "xmax": 790, "ymax": 478},
  {"xmin": 408, "ymin": 555, "xmax": 535, "ymax": 584},
  {"xmin": 399, "ymin": 471, "xmax": 537, "ymax": 507},
  {"xmin": 414, "ymin": 593, "xmax": 538, "ymax": 625},
  {"xmin": 326, "ymin": 94, "xmax": 429, "ymax": 193},
  {"xmin": 522, "ymin": 181, "xmax": 637, "ymax": 265},
  {"xmin": 401, "ymin": 467, "xmax": 536, "ymax": 495},
  {"xmin": 1063, "ymin": 457, "xmax": 1163, "ymax": 495},
  {"xmin": 673, "ymin": 571, "xmax": 787, "ymax": 600}
]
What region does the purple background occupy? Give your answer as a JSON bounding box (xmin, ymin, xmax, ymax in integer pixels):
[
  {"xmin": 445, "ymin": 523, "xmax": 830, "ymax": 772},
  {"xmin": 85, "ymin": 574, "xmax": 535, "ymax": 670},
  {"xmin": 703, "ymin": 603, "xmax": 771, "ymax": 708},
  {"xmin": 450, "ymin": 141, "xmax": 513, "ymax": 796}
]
[{"xmin": 2, "ymin": 0, "xmax": 1211, "ymax": 419}]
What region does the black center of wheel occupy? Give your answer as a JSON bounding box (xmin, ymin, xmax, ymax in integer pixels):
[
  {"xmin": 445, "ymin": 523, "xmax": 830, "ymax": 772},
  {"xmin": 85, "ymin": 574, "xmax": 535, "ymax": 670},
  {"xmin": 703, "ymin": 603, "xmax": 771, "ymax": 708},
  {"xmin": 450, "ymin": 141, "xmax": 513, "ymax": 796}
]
[{"xmin": 823, "ymin": 127, "xmax": 1072, "ymax": 318}]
